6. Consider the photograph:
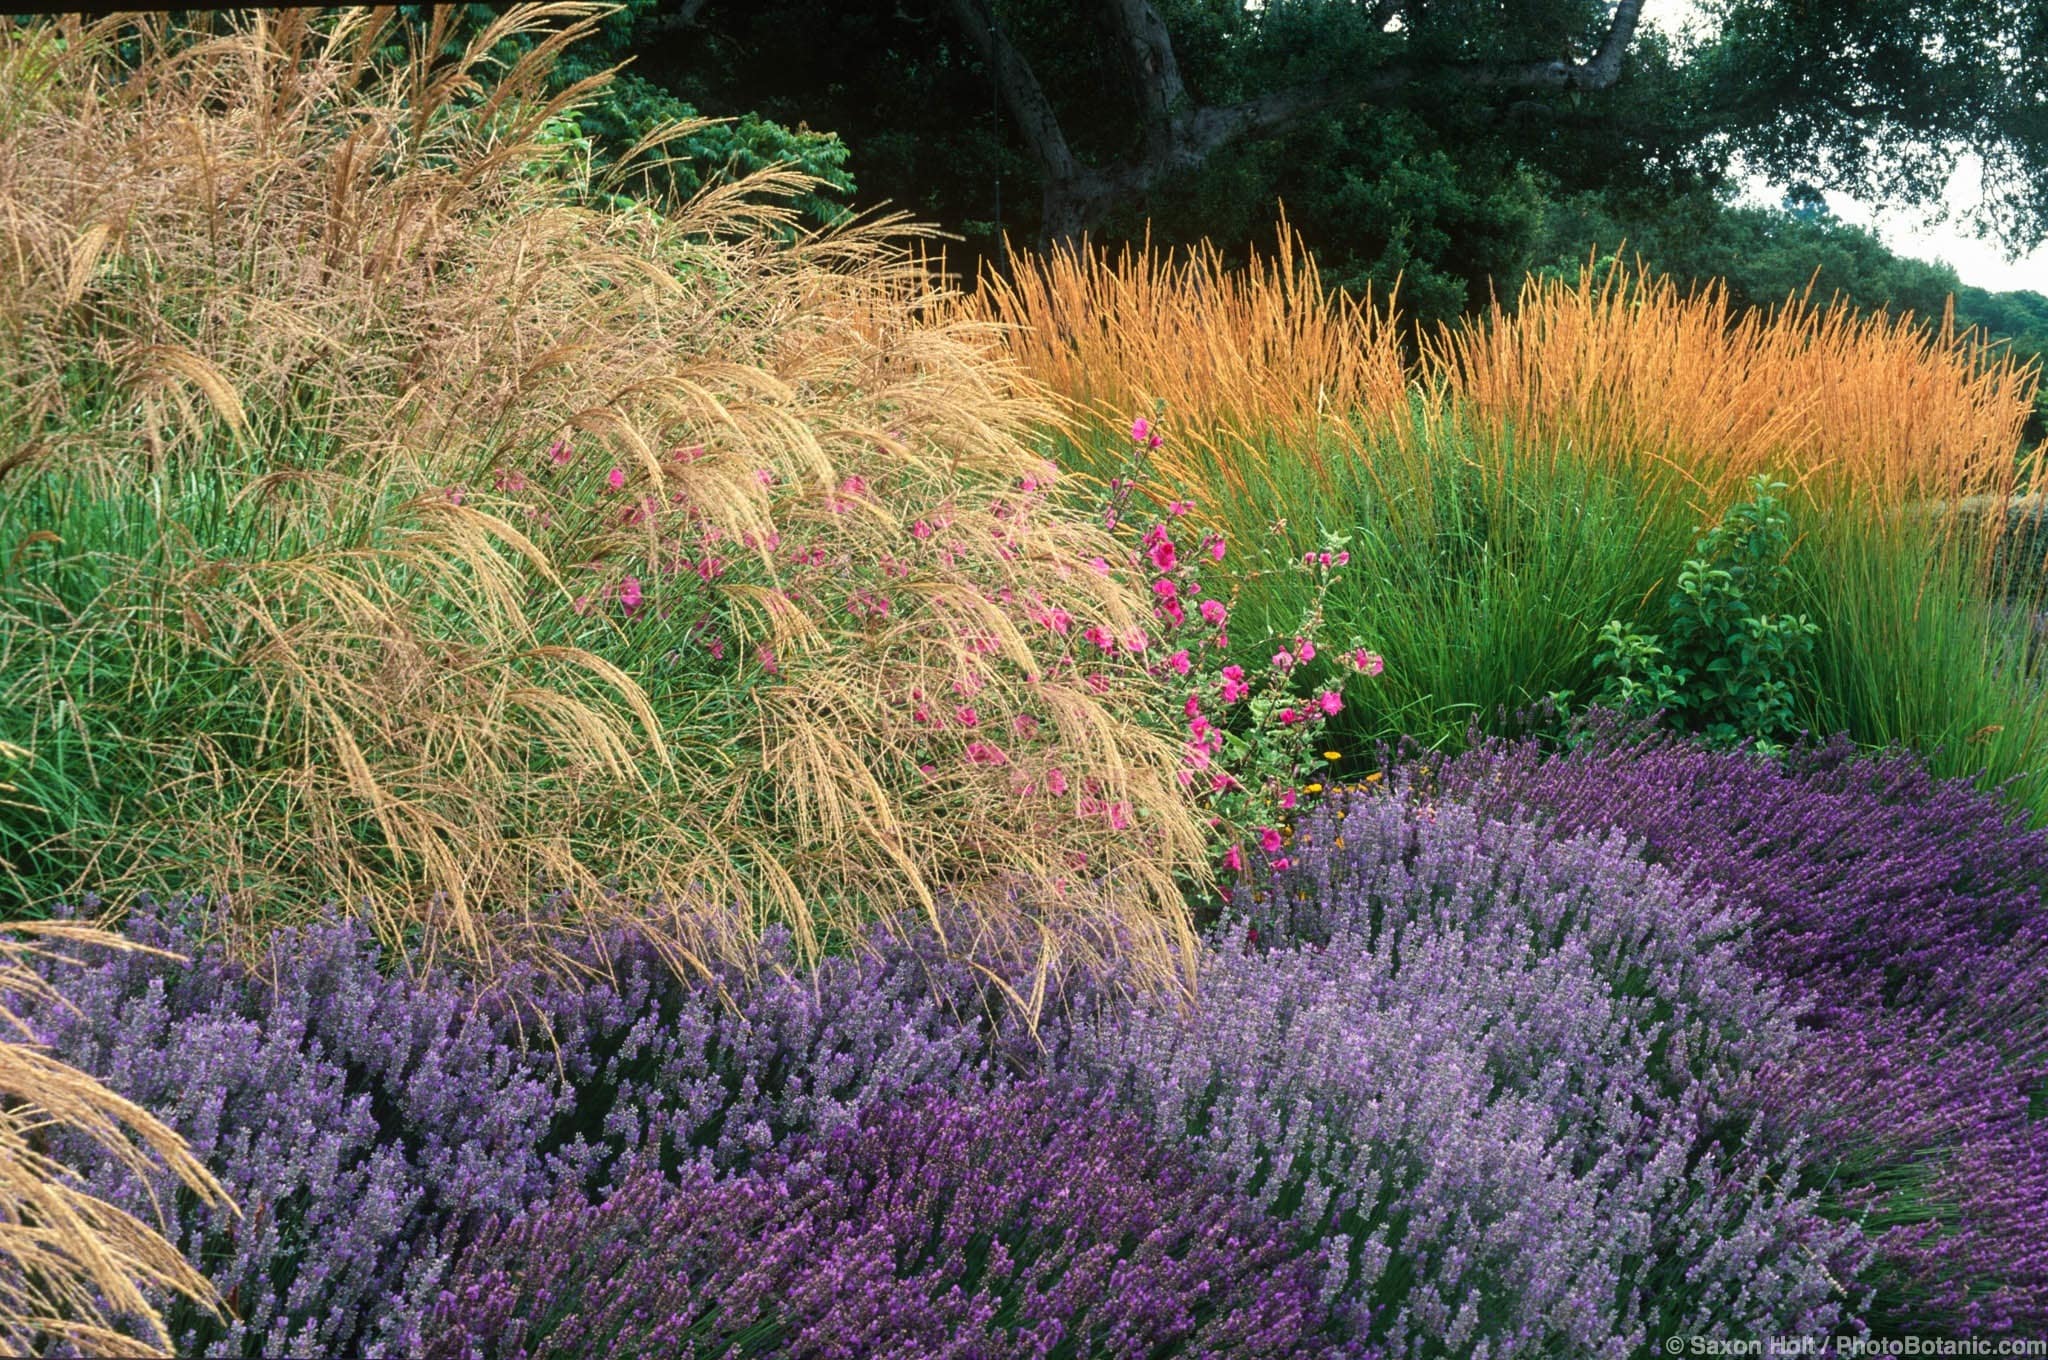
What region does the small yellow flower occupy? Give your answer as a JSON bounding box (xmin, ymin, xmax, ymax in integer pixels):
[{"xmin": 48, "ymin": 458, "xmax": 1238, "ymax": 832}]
[
  {"xmin": 1365, "ymin": 771, "xmax": 1384, "ymax": 784},
  {"xmin": 1323, "ymin": 750, "xmax": 1341, "ymax": 761},
  {"xmin": 1303, "ymin": 782, "xmax": 1324, "ymax": 794}
]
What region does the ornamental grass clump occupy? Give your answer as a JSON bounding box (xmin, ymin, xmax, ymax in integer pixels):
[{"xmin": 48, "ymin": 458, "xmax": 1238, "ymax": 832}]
[
  {"xmin": 0, "ymin": 8, "xmax": 1207, "ymax": 988},
  {"xmin": 17, "ymin": 898, "xmax": 1050, "ymax": 1358},
  {"xmin": 1430, "ymin": 719, "xmax": 2048, "ymax": 1332},
  {"xmin": 963, "ymin": 223, "xmax": 1408, "ymax": 458},
  {"xmin": 1080, "ymin": 791, "xmax": 1862, "ymax": 1357},
  {"xmin": 1430, "ymin": 257, "xmax": 2041, "ymax": 520},
  {"xmin": 423, "ymin": 1081, "xmax": 1335, "ymax": 1360}
]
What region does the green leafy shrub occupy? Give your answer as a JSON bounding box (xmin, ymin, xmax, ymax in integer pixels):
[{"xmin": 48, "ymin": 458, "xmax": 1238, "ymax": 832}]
[{"xmin": 1595, "ymin": 474, "xmax": 1820, "ymax": 751}]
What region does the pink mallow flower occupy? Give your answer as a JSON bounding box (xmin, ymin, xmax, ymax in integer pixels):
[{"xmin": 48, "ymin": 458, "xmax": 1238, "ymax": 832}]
[
  {"xmin": 1167, "ymin": 649, "xmax": 1192, "ymax": 676},
  {"xmin": 1318, "ymin": 689, "xmax": 1343, "ymax": 716},
  {"xmin": 1351, "ymin": 648, "xmax": 1385, "ymax": 676},
  {"xmin": 618, "ymin": 576, "xmax": 644, "ymax": 615},
  {"xmin": 1148, "ymin": 539, "xmax": 1177, "ymax": 572},
  {"xmin": 1272, "ymin": 651, "xmax": 1296, "ymax": 672},
  {"xmin": 1223, "ymin": 844, "xmax": 1244, "ymax": 873},
  {"xmin": 1199, "ymin": 599, "xmax": 1227, "ymax": 626},
  {"xmin": 1208, "ymin": 537, "xmax": 1226, "ymax": 562},
  {"xmin": 1259, "ymin": 826, "xmax": 1284, "ymax": 854}
]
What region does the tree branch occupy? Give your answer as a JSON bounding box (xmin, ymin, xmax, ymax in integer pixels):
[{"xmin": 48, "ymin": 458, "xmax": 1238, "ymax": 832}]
[
  {"xmin": 941, "ymin": 0, "xmax": 1084, "ymax": 185},
  {"xmin": 937, "ymin": 0, "xmax": 1649, "ymax": 243},
  {"xmin": 1173, "ymin": 0, "xmax": 1645, "ymax": 165},
  {"xmin": 1104, "ymin": 0, "xmax": 1188, "ymax": 159}
]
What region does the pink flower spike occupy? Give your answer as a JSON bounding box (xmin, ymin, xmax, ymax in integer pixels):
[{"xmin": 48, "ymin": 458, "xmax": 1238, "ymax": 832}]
[{"xmin": 1318, "ymin": 689, "xmax": 1343, "ymax": 716}]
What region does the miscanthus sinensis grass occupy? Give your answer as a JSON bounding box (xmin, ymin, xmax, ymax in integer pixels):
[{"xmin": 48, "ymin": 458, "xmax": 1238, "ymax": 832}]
[{"xmin": 0, "ymin": 8, "xmax": 1207, "ymax": 994}]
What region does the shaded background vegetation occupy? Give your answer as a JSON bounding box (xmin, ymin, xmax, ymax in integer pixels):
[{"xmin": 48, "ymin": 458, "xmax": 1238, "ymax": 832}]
[{"xmin": 333, "ymin": 0, "xmax": 2048, "ymax": 436}]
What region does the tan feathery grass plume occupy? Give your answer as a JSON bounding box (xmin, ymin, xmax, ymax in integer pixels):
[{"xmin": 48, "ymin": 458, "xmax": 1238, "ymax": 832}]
[
  {"xmin": 0, "ymin": 8, "xmax": 1207, "ymax": 1001},
  {"xmin": 0, "ymin": 917, "xmax": 234, "ymax": 1357}
]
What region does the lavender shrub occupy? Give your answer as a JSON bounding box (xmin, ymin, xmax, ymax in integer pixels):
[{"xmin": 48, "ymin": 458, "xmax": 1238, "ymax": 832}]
[
  {"xmin": 1080, "ymin": 792, "xmax": 1863, "ymax": 1358},
  {"xmin": 13, "ymin": 898, "xmax": 1044, "ymax": 1358},
  {"xmin": 423, "ymin": 1080, "xmax": 1335, "ymax": 1360},
  {"xmin": 1429, "ymin": 718, "xmax": 2048, "ymax": 1331}
]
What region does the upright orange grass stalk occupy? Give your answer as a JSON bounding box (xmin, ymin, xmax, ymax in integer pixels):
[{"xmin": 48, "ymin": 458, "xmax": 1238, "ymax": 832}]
[
  {"xmin": 961, "ymin": 223, "xmax": 1408, "ymax": 480},
  {"xmin": 1430, "ymin": 257, "xmax": 2043, "ymax": 521},
  {"xmin": 0, "ymin": 921, "xmax": 234, "ymax": 1358}
]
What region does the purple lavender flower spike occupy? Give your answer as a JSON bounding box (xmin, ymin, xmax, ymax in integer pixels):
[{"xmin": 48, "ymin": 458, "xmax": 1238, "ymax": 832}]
[{"xmin": 1080, "ymin": 791, "xmax": 1865, "ymax": 1356}]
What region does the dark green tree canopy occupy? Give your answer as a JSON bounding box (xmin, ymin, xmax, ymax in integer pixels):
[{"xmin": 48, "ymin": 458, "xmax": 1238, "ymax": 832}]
[{"xmin": 610, "ymin": 0, "xmax": 2044, "ymax": 319}]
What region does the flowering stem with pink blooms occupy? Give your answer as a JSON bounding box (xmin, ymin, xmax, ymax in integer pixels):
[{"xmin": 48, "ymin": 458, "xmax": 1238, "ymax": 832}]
[{"xmin": 1102, "ymin": 416, "xmax": 1385, "ymax": 899}]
